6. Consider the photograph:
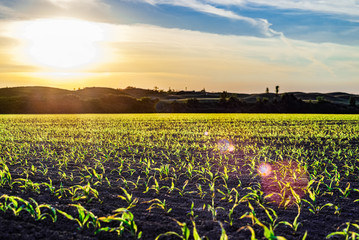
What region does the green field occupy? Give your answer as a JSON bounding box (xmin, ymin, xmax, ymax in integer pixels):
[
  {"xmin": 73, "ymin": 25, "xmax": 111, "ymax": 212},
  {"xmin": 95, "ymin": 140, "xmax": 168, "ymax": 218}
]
[{"xmin": 1, "ymin": 114, "xmax": 359, "ymax": 239}]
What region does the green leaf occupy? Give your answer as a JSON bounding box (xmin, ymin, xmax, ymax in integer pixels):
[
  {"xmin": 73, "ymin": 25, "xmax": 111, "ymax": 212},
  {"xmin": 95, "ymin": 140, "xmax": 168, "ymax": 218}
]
[
  {"xmin": 57, "ymin": 209, "xmax": 75, "ymax": 221},
  {"xmin": 192, "ymin": 220, "xmax": 201, "ymax": 240}
]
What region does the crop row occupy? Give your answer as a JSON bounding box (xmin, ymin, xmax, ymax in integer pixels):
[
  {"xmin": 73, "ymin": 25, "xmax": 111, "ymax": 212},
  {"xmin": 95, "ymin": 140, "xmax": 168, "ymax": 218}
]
[{"xmin": 0, "ymin": 114, "xmax": 359, "ymax": 239}]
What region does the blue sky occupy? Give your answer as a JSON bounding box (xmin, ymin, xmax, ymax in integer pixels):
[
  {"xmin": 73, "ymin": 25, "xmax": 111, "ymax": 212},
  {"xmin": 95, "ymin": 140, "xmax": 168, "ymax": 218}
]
[
  {"xmin": 0, "ymin": 0, "xmax": 358, "ymax": 93},
  {"xmin": 108, "ymin": 0, "xmax": 359, "ymax": 45}
]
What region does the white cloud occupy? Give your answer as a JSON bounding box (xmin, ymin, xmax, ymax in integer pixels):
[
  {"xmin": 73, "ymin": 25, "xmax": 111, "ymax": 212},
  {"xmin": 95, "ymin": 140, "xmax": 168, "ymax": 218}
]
[
  {"xmin": 47, "ymin": 0, "xmax": 108, "ymax": 9},
  {"xmin": 0, "ymin": 0, "xmax": 112, "ymax": 22},
  {"xmin": 140, "ymin": 0, "xmax": 282, "ymax": 37},
  {"xmin": 107, "ymin": 24, "xmax": 359, "ymax": 90},
  {"xmin": 0, "ymin": 4, "xmax": 20, "ymax": 18},
  {"xmin": 86, "ymin": 23, "xmax": 359, "ymax": 87},
  {"xmin": 1, "ymin": 17, "xmax": 358, "ymax": 92},
  {"xmin": 138, "ymin": 0, "xmax": 359, "ymax": 39},
  {"xmin": 206, "ymin": 0, "xmax": 359, "ymax": 17}
]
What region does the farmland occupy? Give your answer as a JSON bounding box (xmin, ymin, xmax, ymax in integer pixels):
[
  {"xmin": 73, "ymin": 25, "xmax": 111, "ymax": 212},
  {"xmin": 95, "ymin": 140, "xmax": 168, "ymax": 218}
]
[{"xmin": 0, "ymin": 114, "xmax": 359, "ymax": 239}]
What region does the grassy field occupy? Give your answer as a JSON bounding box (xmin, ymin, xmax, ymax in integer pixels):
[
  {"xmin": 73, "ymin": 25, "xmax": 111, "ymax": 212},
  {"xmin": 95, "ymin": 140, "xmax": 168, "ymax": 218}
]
[{"xmin": 0, "ymin": 114, "xmax": 359, "ymax": 239}]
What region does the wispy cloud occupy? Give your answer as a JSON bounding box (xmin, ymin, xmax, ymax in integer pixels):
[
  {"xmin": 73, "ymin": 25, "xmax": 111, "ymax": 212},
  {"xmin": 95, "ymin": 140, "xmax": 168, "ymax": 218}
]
[
  {"xmin": 0, "ymin": 0, "xmax": 112, "ymax": 21},
  {"xmin": 87, "ymin": 24, "xmax": 359, "ymax": 92},
  {"xmin": 206, "ymin": 0, "xmax": 359, "ymax": 17},
  {"xmin": 46, "ymin": 0, "xmax": 108, "ymax": 9},
  {"xmin": 141, "ymin": 0, "xmax": 281, "ymax": 37},
  {"xmin": 1, "ymin": 18, "xmax": 358, "ymax": 91},
  {"xmin": 0, "ymin": 3, "xmax": 20, "ymax": 19}
]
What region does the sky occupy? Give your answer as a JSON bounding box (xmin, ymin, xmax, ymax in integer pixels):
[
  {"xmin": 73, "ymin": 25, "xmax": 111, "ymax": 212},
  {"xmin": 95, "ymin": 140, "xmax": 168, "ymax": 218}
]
[{"xmin": 0, "ymin": 0, "xmax": 358, "ymax": 93}]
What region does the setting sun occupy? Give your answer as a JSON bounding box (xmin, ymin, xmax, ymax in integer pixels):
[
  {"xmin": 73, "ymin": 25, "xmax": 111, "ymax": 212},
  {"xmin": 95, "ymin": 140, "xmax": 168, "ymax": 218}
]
[{"xmin": 15, "ymin": 18, "xmax": 106, "ymax": 71}]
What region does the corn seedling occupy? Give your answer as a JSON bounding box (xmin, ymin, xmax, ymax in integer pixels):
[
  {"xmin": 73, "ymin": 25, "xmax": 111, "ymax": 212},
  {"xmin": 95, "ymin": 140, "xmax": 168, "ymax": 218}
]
[
  {"xmin": 98, "ymin": 208, "xmax": 142, "ymax": 239},
  {"xmin": 118, "ymin": 187, "xmax": 138, "ymax": 209},
  {"xmin": 204, "ymin": 197, "xmax": 224, "ymax": 221},
  {"xmin": 336, "ymin": 182, "xmax": 351, "ymax": 198},
  {"xmin": 241, "ymin": 212, "xmax": 287, "ymax": 240},
  {"xmin": 14, "ymin": 178, "xmax": 41, "ymax": 193},
  {"xmin": 25, "ymin": 198, "xmax": 57, "ymax": 222},
  {"xmin": 57, "ymin": 204, "xmax": 99, "ymax": 231},
  {"xmin": 0, "ymin": 164, "xmax": 13, "ymax": 187},
  {"xmin": 187, "ymin": 202, "xmax": 198, "ymax": 219},
  {"xmin": 155, "ymin": 218, "xmax": 202, "ymax": 240},
  {"xmin": 278, "ymin": 203, "xmax": 302, "ymax": 233},
  {"xmin": 143, "ymin": 198, "xmax": 172, "ymax": 213},
  {"xmin": 42, "ymin": 178, "xmax": 56, "ymax": 194},
  {"xmin": 326, "ymin": 222, "xmax": 359, "ymax": 240},
  {"xmin": 70, "ymin": 183, "xmax": 100, "ymax": 203},
  {"xmin": 0, "ymin": 194, "xmax": 25, "ymax": 216}
]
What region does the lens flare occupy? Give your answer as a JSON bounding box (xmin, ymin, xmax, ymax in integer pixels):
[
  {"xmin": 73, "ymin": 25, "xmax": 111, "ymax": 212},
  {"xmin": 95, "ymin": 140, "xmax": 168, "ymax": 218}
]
[
  {"xmin": 258, "ymin": 163, "xmax": 272, "ymax": 177},
  {"xmin": 217, "ymin": 139, "xmax": 234, "ymax": 153},
  {"xmin": 259, "ymin": 161, "xmax": 308, "ymax": 207},
  {"xmin": 228, "ymin": 144, "xmax": 235, "ymax": 152}
]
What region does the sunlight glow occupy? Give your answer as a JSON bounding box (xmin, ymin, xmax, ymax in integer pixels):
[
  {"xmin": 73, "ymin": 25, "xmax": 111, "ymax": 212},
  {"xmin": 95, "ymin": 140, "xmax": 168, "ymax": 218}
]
[
  {"xmin": 217, "ymin": 139, "xmax": 235, "ymax": 153},
  {"xmin": 259, "ymin": 161, "xmax": 308, "ymax": 207},
  {"xmin": 258, "ymin": 163, "xmax": 272, "ymax": 177},
  {"xmin": 18, "ymin": 18, "xmax": 106, "ymax": 70}
]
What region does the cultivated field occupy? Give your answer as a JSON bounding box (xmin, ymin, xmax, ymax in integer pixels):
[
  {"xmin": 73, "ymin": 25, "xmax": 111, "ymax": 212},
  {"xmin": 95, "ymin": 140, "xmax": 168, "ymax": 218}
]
[{"xmin": 0, "ymin": 114, "xmax": 359, "ymax": 239}]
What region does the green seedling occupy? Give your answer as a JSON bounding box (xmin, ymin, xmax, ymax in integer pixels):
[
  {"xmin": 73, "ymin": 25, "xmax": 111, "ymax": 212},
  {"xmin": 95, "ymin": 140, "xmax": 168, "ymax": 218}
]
[
  {"xmin": 336, "ymin": 182, "xmax": 351, "ymax": 198},
  {"xmin": 143, "ymin": 198, "xmax": 172, "ymax": 213},
  {"xmin": 326, "ymin": 222, "xmax": 359, "ymax": 240},
  {"xmin": 14, "ymin": 178, "xmax": 41, "ymax": 193},
  {"xmin": 279, "ymin": 203, "xmax": 302, "ymax": 233},
  {"xmin": 42, "ymin": 178, "xmax": 56, "ymax": 194},
  {"xmin": 26, "ymin": 198, "xmax": 57, "ymax": 222},
  {"xmin": 155, "ymin": 218, "xmax": 202, "ymax": 240},
  {"xmin": 70, "ymin": 183, "xmax": 100, "ymax": 203},
  {"xmin": 118, "ymin": 187, "xmax": 138, "ymax": 209},
  {"xmin": 0, "ymin": 164, "xmax": 13, "ymax": 187},
  {"xmin": 57, "ymin": 204, "xmax": 99, "ymax": 230},
  {"xmin": 98, "ymin": 208, "xmax": 142, "ymax": 239}
]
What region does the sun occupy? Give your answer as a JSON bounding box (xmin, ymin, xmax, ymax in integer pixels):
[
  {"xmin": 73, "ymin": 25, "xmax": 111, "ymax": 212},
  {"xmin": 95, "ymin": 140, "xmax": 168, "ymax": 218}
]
[{"xmin": 19, "ymin": 18, "xmax": 106, "ymax": 70}]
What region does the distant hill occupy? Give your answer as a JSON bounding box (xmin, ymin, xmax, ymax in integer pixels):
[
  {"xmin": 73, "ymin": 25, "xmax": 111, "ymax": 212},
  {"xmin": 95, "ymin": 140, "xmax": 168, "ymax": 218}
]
[{"xmin": 0, "ymin": 86, "xmax": 358, "ymax": 114}]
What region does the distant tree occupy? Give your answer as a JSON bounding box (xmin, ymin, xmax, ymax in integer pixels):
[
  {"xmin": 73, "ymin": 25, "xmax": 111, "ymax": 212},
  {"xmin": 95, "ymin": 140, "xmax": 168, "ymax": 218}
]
[
  {"xmin": 349, "ymin": 96, "xmax": 356, "ymax": 106},
  {"xmin": 200, "ymin": 88, "xmax": 206, "ymax": 93},
  {"xmin": 154, "ymin": 86, "xmax": 159, "ymax": 92},
  {"xmin": 227, "ymin": 96, "xmax": 241, "ymax": 106},
  {"xmin": 187, "ymin": 98, "xmax": 199, "ymax": 107},
  {"xmin": 256, "ymin": 97, "xmax": 268, "ymax": 103},
  {"xmin": 220, "ymin": 91, "xmax": 229, "ymax": 104},
  {"xmin": 275, "ymin": 86, "xmax": 279, "ymax": 96},
  {"xmin": 266, "ymin": 87, "xmax": 269, "ymax": 94},
  {"xmin": 316, "ymin": 96, "xmax": 325, "ymax": 103}
]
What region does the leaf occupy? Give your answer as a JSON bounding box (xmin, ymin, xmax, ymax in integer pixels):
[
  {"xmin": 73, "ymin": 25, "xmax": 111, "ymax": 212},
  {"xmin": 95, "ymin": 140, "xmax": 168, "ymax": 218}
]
[
  {"xmin": 155, "ymin": 232, "xmax": 182, "ymax": 240},
  {"xmin": 302, "ymin": 231, "xmax": 308, "ymax": 240},
  {"xmin": 219, "ymin": 222, "xmax": 228, "ymax": 240},
  {"xmin": 57, "ymin": 209, "xmax": 75, "ymax": 221},
  {"xmin": 192, "ymin": 220, "xmax": 201, "ymax": 240}
]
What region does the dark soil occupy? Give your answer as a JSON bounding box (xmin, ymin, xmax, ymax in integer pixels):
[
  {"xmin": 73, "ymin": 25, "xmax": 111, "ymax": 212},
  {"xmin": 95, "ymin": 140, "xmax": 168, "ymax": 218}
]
[{"xmin": 1, "ymin": 146, "xmax": 359, "ymax": 240}]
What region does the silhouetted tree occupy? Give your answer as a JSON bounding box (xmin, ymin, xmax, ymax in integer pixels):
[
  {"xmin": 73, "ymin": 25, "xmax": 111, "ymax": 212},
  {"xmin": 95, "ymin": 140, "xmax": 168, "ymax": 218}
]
[
  {"xmin": 316, "ymin": 96, "xmax": 325, "ymax": 103},
  {"xmin": 227, "ymin": 96, "xmax": 241, "ymax": 107},
  {"xmin": 349, "ymin": 96, "xmax": 356, "ymax": 106},
  {"xmin": 220, "ymin": 91, "xmax": 229, "ymax": 104},
  {"xmin": 275, "ymin": 86, "xmax": 279, "ymax": 96},
  {"xmin": 266, "ymin": 87, "xmax": 269, "ymax": 94},
  {"xmin": 187, "ymin": 98, "xmax": 199, "ymax": 107}
]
